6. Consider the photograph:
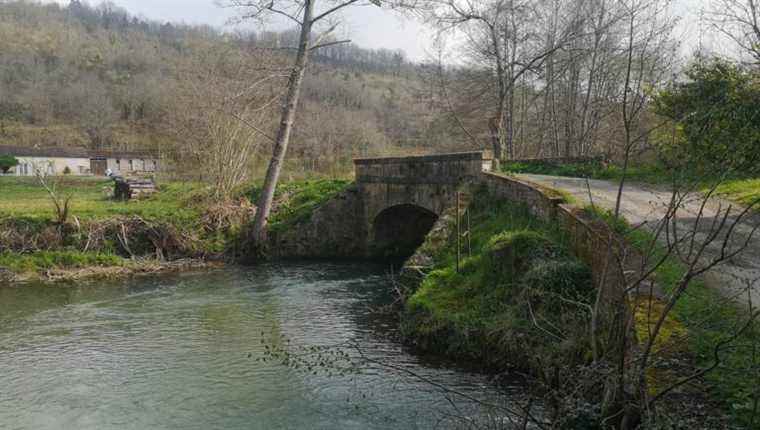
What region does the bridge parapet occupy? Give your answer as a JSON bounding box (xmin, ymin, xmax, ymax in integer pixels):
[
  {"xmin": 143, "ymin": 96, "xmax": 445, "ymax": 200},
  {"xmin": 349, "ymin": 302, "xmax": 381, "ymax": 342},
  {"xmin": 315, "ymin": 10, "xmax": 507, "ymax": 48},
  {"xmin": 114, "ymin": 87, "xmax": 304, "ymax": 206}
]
[{"xmin": 354, "ymin": 152, "xmax": 483, "ymax": 185}]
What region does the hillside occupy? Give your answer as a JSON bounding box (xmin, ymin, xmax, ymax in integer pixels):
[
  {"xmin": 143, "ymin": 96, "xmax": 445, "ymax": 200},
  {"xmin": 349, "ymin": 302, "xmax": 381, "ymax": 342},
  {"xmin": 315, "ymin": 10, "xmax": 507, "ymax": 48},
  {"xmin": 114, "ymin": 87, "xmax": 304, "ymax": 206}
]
[{"xmin": 0, "ymin": 0, "xmax": 454, "ymax": 178}]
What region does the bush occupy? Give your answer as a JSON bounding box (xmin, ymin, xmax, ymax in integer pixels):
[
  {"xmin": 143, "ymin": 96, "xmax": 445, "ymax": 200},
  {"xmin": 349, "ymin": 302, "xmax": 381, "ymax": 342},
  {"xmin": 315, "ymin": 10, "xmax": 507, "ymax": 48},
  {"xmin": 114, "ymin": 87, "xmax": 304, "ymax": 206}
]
[
  {"xmin": 63, "ymin": 166, "xmax": 71, "ymax": 175},
  {"xmin": 653, "ymin": 59, "xmax": 760, "ymax": 176},
  {"xmin": 0, "ymin": 155, "xmax": 19, "ymax": 174}
]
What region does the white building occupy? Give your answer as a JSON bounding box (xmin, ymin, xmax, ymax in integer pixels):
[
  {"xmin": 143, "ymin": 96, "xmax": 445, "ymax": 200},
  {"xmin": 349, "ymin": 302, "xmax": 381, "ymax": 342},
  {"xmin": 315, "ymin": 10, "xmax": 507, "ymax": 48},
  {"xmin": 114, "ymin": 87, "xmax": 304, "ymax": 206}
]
[{"xmin": 0, "ymin": 145, "xmax": 159, "ymax": 177}]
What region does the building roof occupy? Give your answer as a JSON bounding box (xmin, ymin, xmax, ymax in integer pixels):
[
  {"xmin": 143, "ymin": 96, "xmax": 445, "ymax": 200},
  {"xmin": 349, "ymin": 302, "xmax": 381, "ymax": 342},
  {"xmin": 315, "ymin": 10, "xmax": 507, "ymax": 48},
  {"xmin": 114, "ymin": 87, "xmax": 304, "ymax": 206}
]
[{"xmin": 0, "ymin": 145, "xmax": 157, "ymax": 159}]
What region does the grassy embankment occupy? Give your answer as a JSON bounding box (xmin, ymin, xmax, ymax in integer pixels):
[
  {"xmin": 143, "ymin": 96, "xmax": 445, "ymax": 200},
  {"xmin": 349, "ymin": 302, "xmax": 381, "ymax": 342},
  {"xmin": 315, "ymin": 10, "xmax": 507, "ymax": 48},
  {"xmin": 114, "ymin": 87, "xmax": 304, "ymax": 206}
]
[
  {"xmin": 0, "ymin": 176, "xmax": 350, "ymax": 279},
  {"xmin": 248, "ymin": 179, "xmax": 350, "ymax": 235},
  {"xmin": 402, "ymin": 187, "xmax": 595, "ymax": 375},
  {"xmin": 588, "ymin": 207, "xmax": 760, "ymax": 426},
  {"xmin": 502, "ymin": 159, "xmax": 760, "ymax": 207},
  {"xmin": 0, "ymin": 176, "xmax": 201, "ymax": 276}
]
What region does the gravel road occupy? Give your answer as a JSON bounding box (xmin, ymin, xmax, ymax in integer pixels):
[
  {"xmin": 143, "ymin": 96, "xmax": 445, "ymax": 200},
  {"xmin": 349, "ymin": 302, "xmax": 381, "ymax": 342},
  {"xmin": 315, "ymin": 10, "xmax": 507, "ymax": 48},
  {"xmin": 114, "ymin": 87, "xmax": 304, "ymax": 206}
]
[{"xmin": 517, "ymin": 174, "xmax": 760, "ymax": 308}]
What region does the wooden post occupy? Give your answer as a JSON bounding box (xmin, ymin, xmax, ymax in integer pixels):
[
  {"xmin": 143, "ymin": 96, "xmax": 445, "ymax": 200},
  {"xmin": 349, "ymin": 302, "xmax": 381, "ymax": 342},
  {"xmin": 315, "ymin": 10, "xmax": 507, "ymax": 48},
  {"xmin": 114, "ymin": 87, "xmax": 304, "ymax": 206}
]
[
  {"xmin": 456, "ymin": 191, "xmax": 461, "ymax": 273},
  {"xmin": 467, "ymin": 208, "xmax": 472, "ymax": 258}
]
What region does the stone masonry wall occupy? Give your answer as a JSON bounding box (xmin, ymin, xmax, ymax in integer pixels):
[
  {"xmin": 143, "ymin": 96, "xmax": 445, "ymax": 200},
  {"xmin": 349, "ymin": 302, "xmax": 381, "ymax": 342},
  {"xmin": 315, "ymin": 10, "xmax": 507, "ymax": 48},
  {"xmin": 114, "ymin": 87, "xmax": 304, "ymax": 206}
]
[
  {"xmin": 355, "ymin": 152, "xmax": 483, "ymax": 253},
  {"xmin": 267, "ymin": 185, "xmax": 367, "ymax": 259},
  {"xmin": 477, "ymin": 172, "xmax": 635, "ymax": 305}
]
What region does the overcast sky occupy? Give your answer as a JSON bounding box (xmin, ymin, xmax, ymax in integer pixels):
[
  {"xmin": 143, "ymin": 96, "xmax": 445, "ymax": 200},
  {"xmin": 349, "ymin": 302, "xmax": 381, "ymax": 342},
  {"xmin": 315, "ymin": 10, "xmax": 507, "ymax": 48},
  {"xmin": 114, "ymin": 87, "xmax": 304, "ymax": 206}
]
[{"xmin": 49, "ymin": 0, "xmax": 723, "ymax": 62}]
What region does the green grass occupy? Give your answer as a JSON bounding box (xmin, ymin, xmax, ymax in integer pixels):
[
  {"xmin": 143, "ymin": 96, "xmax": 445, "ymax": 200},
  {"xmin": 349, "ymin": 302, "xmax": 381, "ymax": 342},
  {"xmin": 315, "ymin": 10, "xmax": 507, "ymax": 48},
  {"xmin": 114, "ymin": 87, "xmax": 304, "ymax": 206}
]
[
  {"xmin": 0, "ymin": 250, "xmax": 125, "ymax": 273},
  {"xmin": 586, "ymin": 206, "xmax": 760, "ymax": 426},
  {"xmin": 403, "ymin": 188, "xmax": 594, "ymax": 371},
  {"xmin": 715, "ymin": 178, "xmax": 760, "ymax": 207},
  {"xmin": 0, "ymin": 176, "xmax": 204, "ymax": 224},
  {"xmin": 247, "ymin": 179, "xmax": 351, "ymax": 233},
  {"xmin": 0, "ymin": 176, "xmax": 355, "ymax": 277}
]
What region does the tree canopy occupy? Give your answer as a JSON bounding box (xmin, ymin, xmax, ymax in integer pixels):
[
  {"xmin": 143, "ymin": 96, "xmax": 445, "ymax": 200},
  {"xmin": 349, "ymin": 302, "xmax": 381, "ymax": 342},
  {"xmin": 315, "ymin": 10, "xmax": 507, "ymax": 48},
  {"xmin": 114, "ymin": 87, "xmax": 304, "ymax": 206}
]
[{"xmin": 654, "ymin": 59, "xmax": 760, "ymax": 175}]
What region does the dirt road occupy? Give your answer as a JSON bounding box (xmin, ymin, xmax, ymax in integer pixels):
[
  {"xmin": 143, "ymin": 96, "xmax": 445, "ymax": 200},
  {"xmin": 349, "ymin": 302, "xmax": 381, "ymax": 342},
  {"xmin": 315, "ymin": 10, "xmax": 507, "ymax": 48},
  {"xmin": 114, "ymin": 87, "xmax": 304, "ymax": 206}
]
[{"xmin": 517, "ymin": 174, "xmax": 760, "ymax": 308}]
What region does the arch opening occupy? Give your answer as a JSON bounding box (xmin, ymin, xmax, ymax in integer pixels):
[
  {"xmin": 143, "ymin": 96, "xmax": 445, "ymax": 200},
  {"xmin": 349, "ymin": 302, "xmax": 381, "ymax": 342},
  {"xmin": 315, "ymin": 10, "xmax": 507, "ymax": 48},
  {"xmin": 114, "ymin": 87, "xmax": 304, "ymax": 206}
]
[{"xmin": 372, "ymin": 204, "xmax": 438, "ymax": 259}]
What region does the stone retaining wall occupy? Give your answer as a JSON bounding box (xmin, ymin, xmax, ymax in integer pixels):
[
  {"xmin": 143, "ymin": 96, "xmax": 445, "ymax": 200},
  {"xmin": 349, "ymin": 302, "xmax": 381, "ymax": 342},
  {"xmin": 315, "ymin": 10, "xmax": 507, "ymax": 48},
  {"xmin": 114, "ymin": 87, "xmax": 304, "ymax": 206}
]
[
  {"xmin": 477, "ymin": 172, "xmax": 634, "ymax": 303},
  {"xmin": 266, "ymin": 186, "xmax": 368, "ymax": 259}
]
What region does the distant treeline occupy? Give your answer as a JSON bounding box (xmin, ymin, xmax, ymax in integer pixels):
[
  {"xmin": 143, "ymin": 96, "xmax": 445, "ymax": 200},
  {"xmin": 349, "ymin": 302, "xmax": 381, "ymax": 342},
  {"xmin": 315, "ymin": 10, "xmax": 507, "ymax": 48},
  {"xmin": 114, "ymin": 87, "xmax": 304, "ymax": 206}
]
[{"xmin": 0, "ymin": 0, "xmax": 444, "ymax": 171}]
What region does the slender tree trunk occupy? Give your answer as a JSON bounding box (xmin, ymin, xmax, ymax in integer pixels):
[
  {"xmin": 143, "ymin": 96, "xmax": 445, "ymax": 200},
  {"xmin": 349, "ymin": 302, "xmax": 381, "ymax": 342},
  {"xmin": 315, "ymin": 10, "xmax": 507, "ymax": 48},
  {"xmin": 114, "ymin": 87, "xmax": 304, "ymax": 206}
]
[
  {"xmin": 615, "ymin": 6, "xmax": 636, "ymax": 219},
  {"xmin": 250, "ymin": 0, "xmax": 315, "ymax": 246},
  {"xmin": 489, "ymin": 117, "xmax": 503, "ymax": 170}
]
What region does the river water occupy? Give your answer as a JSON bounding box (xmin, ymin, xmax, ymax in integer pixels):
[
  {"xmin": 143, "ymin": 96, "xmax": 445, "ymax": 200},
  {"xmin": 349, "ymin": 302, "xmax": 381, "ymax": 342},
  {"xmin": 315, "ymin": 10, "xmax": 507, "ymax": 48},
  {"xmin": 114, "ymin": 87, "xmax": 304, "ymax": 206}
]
[{"xmin": 0, "ymin": 262, "xmax": 524, "ymax": 430}]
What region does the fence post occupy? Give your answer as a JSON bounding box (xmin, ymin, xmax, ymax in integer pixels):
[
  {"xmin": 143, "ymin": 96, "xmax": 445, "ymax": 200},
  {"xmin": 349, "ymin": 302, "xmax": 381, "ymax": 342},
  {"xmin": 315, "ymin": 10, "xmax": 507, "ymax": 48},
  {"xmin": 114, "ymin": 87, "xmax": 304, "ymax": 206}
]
[{"xmin": 456, "ymin": 191, "xmax": 461, "ymax": 273}]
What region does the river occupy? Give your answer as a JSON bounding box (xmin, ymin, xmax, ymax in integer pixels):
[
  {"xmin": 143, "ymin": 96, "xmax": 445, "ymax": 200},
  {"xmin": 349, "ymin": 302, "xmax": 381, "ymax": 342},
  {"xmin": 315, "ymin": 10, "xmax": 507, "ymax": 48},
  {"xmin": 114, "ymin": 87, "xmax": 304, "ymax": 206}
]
[{"xmin": 0, "ymin": 262, "xmax": 526, "ymax": 430}]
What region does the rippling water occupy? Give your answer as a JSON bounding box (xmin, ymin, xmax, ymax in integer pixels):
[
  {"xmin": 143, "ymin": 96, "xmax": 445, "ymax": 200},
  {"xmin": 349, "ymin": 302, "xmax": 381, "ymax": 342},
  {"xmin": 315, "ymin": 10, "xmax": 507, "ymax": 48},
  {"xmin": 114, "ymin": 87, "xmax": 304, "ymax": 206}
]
[{"xmin": 0, "ymin": 262, "xmax": 522, "ymax": 430}]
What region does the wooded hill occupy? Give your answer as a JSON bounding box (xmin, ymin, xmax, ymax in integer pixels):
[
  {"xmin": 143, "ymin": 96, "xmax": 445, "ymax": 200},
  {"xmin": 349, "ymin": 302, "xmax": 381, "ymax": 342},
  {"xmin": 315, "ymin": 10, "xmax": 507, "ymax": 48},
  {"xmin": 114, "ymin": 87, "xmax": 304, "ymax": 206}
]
[{"xmin": 0, "ymin": 0, "xmax": 456, "ymax": 177}]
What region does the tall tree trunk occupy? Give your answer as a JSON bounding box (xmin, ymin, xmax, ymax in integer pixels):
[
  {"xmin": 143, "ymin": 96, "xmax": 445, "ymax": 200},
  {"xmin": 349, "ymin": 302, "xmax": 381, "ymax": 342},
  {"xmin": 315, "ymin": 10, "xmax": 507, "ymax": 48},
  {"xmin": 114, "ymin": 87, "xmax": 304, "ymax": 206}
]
[{"xmin": 250, "ymin": 0, "xmax": 315, "ymax": 246}]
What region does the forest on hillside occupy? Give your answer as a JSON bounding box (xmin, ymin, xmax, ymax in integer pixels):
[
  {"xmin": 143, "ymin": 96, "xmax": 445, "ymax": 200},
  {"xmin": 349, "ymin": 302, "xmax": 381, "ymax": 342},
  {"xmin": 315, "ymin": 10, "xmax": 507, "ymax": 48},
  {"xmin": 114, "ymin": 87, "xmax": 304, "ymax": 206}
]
[
  {"xmin": 0, "ymin": 0, "xmax": 455, "ymax": 178},
  {"xmin": 1, "ymin": 0, "xmax": 758, "ymax": 184}
]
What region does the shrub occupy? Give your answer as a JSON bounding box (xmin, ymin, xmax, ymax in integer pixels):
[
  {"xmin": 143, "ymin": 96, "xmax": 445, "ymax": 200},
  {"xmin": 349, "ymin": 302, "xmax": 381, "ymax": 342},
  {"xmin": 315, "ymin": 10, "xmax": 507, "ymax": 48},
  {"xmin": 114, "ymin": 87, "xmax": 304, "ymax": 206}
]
[
  {"xmin": 0, "ymin": 155, "xmax": 19, "ymax": 174},
  {"xmin": 653, "ymin": 59, "xmax": 760, "ymax": 176}
]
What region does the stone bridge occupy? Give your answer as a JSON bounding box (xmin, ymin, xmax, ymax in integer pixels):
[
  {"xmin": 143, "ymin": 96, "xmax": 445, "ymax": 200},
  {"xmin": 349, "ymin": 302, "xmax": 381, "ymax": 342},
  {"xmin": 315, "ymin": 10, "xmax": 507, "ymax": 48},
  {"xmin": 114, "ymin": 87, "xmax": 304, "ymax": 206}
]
[{"xmin": 354, "ymin": 152, "xmax": 484, "ymax": 257}]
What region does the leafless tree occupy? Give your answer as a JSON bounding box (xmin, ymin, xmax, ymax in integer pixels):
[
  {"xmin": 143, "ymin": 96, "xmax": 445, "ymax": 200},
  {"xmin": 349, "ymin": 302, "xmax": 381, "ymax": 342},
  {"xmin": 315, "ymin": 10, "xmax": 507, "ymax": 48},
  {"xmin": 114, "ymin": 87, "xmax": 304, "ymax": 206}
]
[
  {"xmin": 167, "ymin": 43, "xmax": 281, "ymax": 198},
  {"xmin": 425, "ymin": 0, "xmax": 588, "ymax": 168},
  {"xmin": 612, "ymin": 0, "xmax": 678, "ymax": 217},
  {"xmin": 224, "ymin": 0, "xmax": 421, "ymax": 247},
  {"xmin": 34, "ymin": 164, "xmax": 73, "ymax": 225},
  {"xmin": 707, "ymin": 0, "xmax": 760, "ymax": 65}
]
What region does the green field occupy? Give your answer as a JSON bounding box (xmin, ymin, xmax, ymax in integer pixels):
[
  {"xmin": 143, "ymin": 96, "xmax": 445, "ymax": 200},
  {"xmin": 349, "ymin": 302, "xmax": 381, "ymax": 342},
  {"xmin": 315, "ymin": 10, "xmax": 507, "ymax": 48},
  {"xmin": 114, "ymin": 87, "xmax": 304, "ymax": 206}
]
[
  {"xmin": 0, "ymin": 176, "xmax": 354, "ymax": 277},
  {"xmin": 0, "ymin": 176, "xmax": 204, "ymax": 223}
]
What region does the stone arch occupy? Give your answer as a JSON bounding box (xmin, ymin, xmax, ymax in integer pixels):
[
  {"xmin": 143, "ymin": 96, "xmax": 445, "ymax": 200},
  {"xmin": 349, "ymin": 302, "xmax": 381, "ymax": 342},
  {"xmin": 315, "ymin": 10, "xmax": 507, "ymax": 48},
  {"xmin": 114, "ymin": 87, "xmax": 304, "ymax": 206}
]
[{"xmin": 371, "ymin": 204, "xmax": 438, "ymax": 259}]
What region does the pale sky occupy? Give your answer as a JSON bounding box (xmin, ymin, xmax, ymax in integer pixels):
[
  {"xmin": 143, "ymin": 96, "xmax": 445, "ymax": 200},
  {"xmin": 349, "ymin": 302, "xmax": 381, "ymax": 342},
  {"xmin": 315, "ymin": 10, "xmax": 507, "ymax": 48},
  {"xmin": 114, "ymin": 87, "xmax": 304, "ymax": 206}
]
[{"xmin": 48, "ymin": 0, "xmax": 729, "ymax": 62}]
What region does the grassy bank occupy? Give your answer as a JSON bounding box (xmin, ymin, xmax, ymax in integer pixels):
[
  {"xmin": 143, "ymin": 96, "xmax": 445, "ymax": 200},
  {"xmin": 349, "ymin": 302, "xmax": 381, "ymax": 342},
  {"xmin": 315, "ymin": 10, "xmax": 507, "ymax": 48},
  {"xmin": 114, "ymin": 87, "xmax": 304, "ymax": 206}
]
[
  {"xmin": 587, "ymin": 207, "xmax": 760, "ymax": 426},
  {"xmin": 0, "ymin": 176, "xmax": 351, "ymax": 281},
  {"xmin": 402, "ymin": 187, "xmax": 595, "ymax": 375},
  {"xmin": 247, "ymin": 179, "xmax": 351, "ymax": 234},
  {"xmin": 715, "ymin": 178, "xmax": 760, "ymax": 207},
  {"xmin": 0, "ymin": 250, "xmax": 125, "ymax": 273}
]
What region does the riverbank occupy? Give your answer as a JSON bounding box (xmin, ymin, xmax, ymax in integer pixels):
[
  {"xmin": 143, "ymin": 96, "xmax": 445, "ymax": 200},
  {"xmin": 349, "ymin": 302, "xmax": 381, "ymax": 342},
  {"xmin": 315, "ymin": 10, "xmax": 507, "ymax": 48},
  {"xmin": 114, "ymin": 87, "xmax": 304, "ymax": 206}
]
[
  {"xmin": 399, "ymin": 183, "xmax": 743, "ymax": 427},
  {"xmin": 0, "ymin": 176, "xmax": 350, "ymax": 284},
  {"xmin": 400, "ymin": 186, "xmax": 595, "ymax": 378},
  {"xmin": 0, "ymin": 255, "xmax": 221, "ymax": 283},
  {"xmin": 586, "ymin": 206, "xmax": 760, "ymax": 428}
]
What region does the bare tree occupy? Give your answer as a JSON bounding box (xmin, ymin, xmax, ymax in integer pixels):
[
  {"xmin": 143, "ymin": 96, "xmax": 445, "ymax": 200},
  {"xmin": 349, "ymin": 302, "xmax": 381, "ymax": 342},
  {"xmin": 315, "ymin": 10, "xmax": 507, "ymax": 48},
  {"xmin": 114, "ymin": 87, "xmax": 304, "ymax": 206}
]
[
  {"xmin": 612, "ymin": 0, "xmax": 677, "ymax": 217},
  {"xmin": 225, "ymin": 0, "xmax": 419, "ymax": 247},
  {"xmin": 425, "ymin": 0, "xmax": 588, "ymax": 168},
  {"xmin": 33, "ymin": 163, "xmax": 73, "ymax": 225},
  {"xmin": 167, "ymin": 43, "xmax": 280, "ymax": 198},
  {"xmin": 707, "ymin": 0, "xmax": 760, "ymax": 65}
]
